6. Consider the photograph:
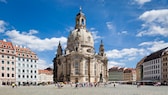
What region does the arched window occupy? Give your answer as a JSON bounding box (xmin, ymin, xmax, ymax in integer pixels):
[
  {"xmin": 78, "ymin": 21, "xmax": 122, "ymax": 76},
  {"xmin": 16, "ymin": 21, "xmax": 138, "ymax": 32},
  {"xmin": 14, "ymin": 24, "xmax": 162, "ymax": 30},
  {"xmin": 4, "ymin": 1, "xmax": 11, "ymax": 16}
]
[
  {"xmin": 82, "ymin": 19, "xmax": 85, "ymax": 25},
  {"xmin": 75, "ymin": 62, "xmax": 79, "ymax": 74}
]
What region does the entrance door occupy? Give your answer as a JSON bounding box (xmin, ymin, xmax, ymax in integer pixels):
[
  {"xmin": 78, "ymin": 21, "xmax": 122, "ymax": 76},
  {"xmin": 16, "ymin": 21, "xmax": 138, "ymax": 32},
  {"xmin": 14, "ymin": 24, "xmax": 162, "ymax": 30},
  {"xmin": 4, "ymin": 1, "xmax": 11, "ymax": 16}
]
[{"xmin": 75, "ymin": 78, "xmax": 78, "ymax": 83}]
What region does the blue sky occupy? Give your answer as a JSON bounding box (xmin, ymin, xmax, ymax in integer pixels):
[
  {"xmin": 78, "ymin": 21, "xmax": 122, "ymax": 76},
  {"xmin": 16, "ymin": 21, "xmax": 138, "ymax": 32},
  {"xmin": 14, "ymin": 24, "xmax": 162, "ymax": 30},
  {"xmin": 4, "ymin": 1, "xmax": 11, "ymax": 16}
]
[{"xmin": 0, "ymin": 0, "xmax": 168, "ymax": 69}]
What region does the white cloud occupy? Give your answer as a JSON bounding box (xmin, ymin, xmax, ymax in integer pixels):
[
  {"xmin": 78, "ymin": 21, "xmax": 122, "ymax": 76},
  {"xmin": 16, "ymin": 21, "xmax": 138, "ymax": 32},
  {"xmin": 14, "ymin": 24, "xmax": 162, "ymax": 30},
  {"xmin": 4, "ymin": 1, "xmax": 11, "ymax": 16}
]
[
  {"xmin": 139, "ymin": 40, "xmax": 168, "ymax": 52},
  {"xmin": 0, "ymin": 20, "xmax": 6, "ymax": 33},
  {"xmin": 118, "ymin": 31, "xmax": 128, "ymax": 35},
  {"xmin": 106, "ymin": 48, "xmax": 146, "ymax": 59},
  {"xmin": 106, "ymin": 47, "xmax": 148, "ymax": 68},
  {"xmin": 108, "ymin": 61, "xmax": 125, "ymax": 69},
  {"xmin": 38, "ymin": 59, "xmax": 53, "ymax": 69},
  {"xmin": 106, "ymin": 22, "xmax": 115, "ymax": 32},
  {"xmin": 0, "ymin": 0, "xmax": 7, "ymax": 3},
  {"xmin": 133, "ymin": 0, "xmax": 151, "ymax": 5},
  {"xmin": 91, "ymin": 31, "xmax": 102, "ymax": 40},
  {"xmin": 89, "ymin": 28, "xmax": 103, "ymax": 43},
  {"xmin": 5, "ymin": 29, "xmax": 67, "ymax": 51},
  {"xmin": 137, "ymin": 9, "xmax": 168, "ymax": 37},
  {"xmin": 65, "ymin": 26, "xmax": 74, "ymax": 32},
  {"xmin": 106, "ymin": 40, "xmax": 168, "ymax": 68}
]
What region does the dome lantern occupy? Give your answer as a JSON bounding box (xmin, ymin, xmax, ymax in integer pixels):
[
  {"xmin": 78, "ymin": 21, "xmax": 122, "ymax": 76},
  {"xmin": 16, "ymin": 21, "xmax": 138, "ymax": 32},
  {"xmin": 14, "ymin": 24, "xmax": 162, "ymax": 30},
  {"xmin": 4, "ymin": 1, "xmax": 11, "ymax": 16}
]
[{"xmin": 75, "ymin": 7, "xmax": 86, "ymax": 29}]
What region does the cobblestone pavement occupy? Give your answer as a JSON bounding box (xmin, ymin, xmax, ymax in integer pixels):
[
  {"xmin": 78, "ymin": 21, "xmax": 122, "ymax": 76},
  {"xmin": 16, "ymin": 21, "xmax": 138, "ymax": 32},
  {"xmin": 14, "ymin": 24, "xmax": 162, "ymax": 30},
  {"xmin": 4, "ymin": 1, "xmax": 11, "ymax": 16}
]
[{"xmin": 0, "ymin": 84, "xmax": 168, "ymax": 95}]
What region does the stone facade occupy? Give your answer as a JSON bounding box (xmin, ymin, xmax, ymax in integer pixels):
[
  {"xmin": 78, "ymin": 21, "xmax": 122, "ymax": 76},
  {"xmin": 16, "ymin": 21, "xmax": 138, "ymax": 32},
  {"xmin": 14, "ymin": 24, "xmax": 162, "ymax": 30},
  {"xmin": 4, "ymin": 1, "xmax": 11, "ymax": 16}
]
[
  {"xmin": 53, "ymin": 8, "xmax": 108, "ymax": 83},
  {"xmin": 108, "ymin": 67, "xmax": 124, "ymax": 81},
  {"xmin": 38, "ymin": 68, "xmax": 53, "ymax": 84},
  {"xmin": 136, "ymin": 57, "xmax": 145, "ymax": 81},
  {"xmin": 0, "ymin": 40, "xmax": 16, "ymax": 85},
  {"xmin": 124, "ymin": 68, "xmax": 136, "ymax": 82},
  {"xmin": 161, "ymin": 48, "xmax": 168, "ymax": 84}
]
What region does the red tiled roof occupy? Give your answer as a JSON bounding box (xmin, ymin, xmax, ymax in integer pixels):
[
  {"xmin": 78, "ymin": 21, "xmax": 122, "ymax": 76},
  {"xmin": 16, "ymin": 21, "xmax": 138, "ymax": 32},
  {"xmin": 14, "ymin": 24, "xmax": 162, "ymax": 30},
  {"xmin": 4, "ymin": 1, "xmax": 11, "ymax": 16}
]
[
  {"xmin": 38, "ymin": 70, "xmax": 53, "ymax": 75},
  {"xmin": 0, "ymin": 40, "xmax": 14, "ymax": 50}
]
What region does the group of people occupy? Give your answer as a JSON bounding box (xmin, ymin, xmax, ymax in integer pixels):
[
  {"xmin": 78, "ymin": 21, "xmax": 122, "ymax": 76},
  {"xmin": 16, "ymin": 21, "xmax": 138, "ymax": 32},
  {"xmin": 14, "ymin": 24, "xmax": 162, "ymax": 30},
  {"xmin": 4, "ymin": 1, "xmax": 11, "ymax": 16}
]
[{"xmin": 55, "ymin": 82, "xmax": 116, "ymax": 88}]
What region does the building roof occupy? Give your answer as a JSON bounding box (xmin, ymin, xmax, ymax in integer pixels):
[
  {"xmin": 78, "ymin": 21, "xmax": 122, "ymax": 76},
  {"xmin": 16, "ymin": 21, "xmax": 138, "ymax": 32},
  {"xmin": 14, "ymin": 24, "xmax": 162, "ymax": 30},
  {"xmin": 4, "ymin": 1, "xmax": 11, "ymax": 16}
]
[
  {"xmin": 124, "ymin": 68, "xmax": 134, "ymax": 73},
  {"xmin": 39, "ymin": 70, "xmax": 53, "ymax": 75},
  {"xmin": 0, "ymin": 40, "xmax": 38, "ymax": 59},
  {"xmin": 0, "ymin": 40, "xmax": 14, "ymax": 50},
  {"xmin": 136, "ymin": 56, "xmax": 146, "ymax": 68},
  {"xmin": 109, "ymin": 66, "xmax": 125, "ymax": 72},
  {"xmin": 14, "ymin": 45, "xmax": 38, "ymax": 59},
  {"xmin": 144, "ymin": 47, "xmax": 168, "ymax": 62}
]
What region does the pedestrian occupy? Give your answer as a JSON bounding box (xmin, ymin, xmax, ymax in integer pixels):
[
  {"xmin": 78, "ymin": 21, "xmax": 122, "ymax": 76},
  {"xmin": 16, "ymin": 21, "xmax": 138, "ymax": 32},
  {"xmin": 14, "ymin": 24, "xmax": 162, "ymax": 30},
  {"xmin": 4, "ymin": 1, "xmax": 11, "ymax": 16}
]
[
  {"xmin": 75, "ymin": 82, "xmax": 78, "ymax": 88},
  {"xmin": 137, "ymin": 82, "xmax": 140, "ymax": 88},
  {"xmin": 12, "ymin": 83, "xmax": 15, "ymax": 88},
  {"xmin": 113, "ymin": 83, "xmax": 115, "ymax": 88},
  {"xmin": 70, "ymin": 82, "xmax": 73, "ymax": 87}
]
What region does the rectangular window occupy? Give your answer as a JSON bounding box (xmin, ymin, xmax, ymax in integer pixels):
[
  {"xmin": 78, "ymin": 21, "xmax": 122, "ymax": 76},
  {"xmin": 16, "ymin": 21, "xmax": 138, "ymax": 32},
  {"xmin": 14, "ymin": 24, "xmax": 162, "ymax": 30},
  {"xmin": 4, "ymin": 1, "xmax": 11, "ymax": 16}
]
[
  {"xmin": 2, "ymin": 67, "xmax": 4, "ymax": 70},
  {"xmin": 12, "ymin": 74, "xmax": 14, "ymax": 77},
  {"xmin": 7, "ymin": 73, "xmax": 10, "ymax": 77},
  {"xmin": 75, "ymin": 62, "xmax": 79, "ymax": 74}
]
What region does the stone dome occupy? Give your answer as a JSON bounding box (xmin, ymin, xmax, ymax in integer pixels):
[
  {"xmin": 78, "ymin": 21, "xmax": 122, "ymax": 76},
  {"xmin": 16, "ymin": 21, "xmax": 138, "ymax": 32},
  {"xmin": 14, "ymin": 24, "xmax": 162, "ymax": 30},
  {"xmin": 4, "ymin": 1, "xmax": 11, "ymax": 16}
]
[{"xmin": 69, "ymin": 28, "xmax": 94, "ymax": 47}]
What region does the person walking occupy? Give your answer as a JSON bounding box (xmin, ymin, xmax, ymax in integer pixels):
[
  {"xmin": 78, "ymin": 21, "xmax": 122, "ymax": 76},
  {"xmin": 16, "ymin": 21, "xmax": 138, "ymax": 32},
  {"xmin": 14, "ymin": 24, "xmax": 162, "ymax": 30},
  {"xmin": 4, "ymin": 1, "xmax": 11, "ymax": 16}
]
[
  {"xmin": 113, "ymin": 83, "xmax": 116, "ymax": 88},
  {"xmin": 12, "ymin": 83, "xmax": 15, "ymax": 88}
]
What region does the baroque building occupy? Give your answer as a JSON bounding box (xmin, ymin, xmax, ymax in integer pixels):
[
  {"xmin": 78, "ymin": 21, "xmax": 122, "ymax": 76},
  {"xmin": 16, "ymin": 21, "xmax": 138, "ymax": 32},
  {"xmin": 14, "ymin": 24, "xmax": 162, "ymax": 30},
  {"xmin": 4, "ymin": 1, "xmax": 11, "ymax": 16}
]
[
  {"xmin": 0, "ymin": 40, "xmax": 16, "ymax": 85},
  {"xmin": 15, "ymin": 45, "xmax": 38, "ymax": 86},
  {"xmin": 0, "ymin": 40, "xmax": 38, "ymax": 86},
  {"xmin": 136, "ymin": 47, "xmax": 168, "ymax": 84},
  {"xmin": 53, "ymin": 9, "xmax": 108, "ymax": 83}
]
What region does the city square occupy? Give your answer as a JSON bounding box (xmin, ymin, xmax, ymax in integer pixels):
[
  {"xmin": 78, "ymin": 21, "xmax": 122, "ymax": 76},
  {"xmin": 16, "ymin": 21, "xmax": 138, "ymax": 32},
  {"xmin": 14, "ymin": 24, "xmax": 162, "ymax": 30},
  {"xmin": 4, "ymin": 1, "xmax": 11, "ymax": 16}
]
[
  {"xmin": 1, "ymin": 1, "xmax": 168, "ymax": 95},
  {"xmin": 0, "ymin": 84, "xmax": 167, "ymax": 95}
]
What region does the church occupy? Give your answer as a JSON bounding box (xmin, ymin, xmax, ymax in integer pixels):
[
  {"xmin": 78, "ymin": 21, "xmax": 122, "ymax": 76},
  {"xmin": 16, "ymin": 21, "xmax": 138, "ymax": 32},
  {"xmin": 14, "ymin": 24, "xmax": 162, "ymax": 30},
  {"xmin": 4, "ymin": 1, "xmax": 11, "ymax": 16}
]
[{"xmin": 53, "ymin": 8, "xmax": 108, "ymax": 83}]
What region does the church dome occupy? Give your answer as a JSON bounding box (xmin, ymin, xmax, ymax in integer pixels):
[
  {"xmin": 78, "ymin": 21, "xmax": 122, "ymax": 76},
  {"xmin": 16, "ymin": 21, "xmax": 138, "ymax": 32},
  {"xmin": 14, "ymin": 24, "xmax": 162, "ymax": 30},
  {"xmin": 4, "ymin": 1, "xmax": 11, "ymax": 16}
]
[
  {"xmin": 70, "ymin": 28, "xmax": 94, "ymax": 47},
  {"xmin": 67, "ymin": 8, "xmax": 94, "ymax": 52}
]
